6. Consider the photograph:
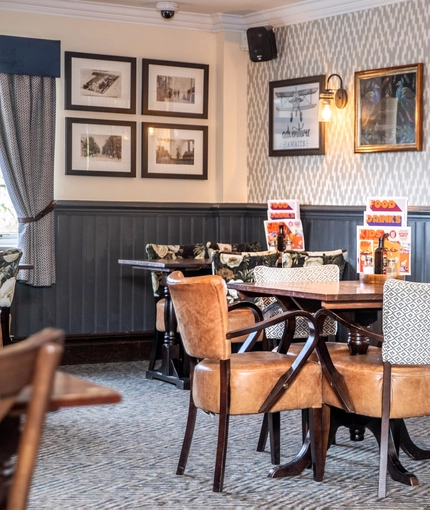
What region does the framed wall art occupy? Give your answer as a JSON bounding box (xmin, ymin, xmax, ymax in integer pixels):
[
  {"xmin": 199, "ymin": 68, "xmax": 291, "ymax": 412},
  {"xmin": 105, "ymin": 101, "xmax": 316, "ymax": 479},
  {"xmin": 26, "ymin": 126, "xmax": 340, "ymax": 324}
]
[
  {"xmin": 142, "ymin": 59, "xmax": 209, "ymax": 118},
  {"xmin": 65, "ymin": 51, "xmax": 136, "ymax": 114},
  {"xmin": 355, "ymin": 63, "xmax": 423, "ymax": 153},
  {"xmin": 142, "ymin": 122, "xmax": 208, "ymax": 180},
  {"xmin": 269, "ymin": 75, "xmax": 325, "ymax": 157},
  {"xmin": 66, "ymin": 118, "xmax": 136, "ymax": 177}
]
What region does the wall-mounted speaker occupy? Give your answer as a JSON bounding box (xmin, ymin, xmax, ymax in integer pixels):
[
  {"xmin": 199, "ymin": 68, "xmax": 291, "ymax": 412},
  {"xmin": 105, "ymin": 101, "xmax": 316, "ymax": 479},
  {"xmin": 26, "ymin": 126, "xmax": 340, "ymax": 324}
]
[{"xmin": 246, "ymin": 26, "xmax": 277, "ymax": 62}]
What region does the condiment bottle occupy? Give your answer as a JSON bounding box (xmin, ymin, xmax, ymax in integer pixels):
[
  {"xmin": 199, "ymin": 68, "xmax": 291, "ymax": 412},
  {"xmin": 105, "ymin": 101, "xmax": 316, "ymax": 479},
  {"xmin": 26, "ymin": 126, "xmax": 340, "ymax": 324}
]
[
  {"xmin": 374, "ymin": 234, "xmax": 388, "ymax": 274},
  {"xmin": 277, "ymin": 224, "xmax": 285, "ymax": 252}
]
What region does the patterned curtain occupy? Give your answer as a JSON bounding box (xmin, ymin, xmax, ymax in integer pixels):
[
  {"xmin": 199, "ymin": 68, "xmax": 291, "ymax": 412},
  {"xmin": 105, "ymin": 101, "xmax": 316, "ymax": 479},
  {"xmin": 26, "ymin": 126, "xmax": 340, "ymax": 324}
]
[{"xmin": 0, "ymin": 73, "xmax": 56, "ymax": 286}]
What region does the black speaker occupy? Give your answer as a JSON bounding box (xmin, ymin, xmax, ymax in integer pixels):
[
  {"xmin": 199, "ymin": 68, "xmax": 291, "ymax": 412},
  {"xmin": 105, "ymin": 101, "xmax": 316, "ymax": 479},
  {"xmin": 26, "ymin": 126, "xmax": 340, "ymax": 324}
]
[{"xmin": 246, "ymin": 26, "xmax": 277, "ymax": 62}]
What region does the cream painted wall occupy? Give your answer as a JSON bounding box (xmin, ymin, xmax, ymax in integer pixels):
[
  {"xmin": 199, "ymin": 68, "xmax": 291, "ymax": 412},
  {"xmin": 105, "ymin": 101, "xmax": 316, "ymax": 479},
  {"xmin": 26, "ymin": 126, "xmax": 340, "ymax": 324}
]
[
  {"xmin": 0, "ymin": 10, "xmax": 249, "ymax": 203},
  {"xmin": 214, "ymin": 31, "xmax": 249, "ymax": 203}
]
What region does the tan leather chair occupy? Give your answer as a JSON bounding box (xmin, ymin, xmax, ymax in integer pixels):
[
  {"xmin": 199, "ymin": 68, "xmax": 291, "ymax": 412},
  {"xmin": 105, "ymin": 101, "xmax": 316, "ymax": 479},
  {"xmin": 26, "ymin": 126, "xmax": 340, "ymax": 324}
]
[
  {"xmin": 167, "ymin": 271, "xmax": 324, "ymax": 492},
  {"xmin": 0, "ymin": 328, "xmax": 64, "ymax": 510},
  {"xmin": 319, "ymin": 278, "xmax": 430, "ymax": 498}
]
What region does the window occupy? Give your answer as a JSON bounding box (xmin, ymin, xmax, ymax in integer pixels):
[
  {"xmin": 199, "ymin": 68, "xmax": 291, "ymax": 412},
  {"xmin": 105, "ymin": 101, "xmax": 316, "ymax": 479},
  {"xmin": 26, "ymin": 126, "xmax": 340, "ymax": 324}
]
[{"xmin": 0, "ymin": 169, "xmax": 18, "ymax": 248}]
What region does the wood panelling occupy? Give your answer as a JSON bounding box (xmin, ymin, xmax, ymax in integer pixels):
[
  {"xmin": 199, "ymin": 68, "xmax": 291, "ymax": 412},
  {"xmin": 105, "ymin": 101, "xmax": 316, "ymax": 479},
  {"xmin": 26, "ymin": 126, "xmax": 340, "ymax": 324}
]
[{"xmin": 11, "ymin": 202, "xmax": 430, "ymax": 340}]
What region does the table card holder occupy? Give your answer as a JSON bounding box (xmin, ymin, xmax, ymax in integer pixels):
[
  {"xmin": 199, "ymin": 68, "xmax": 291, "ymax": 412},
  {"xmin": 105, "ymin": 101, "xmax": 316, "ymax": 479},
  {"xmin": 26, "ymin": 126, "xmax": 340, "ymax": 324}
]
[{"xmin": 357, "ymin": 197, "xmax": 411, "ymax": 277}]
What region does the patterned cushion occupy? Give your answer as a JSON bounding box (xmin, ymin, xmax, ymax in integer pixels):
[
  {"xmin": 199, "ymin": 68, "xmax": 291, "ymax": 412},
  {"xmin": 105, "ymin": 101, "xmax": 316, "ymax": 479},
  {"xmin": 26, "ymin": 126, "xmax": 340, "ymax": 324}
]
[
  {"xmin": 383, "ymin": 279, "xmax": 430, "ymax": 365},
  {"xmin": 146, "ymin": 243, "xmax": 206, "ymax": 296},
  {"xmin": 211, "ymin": 250, "xmax": 280, "ymax": 303},
  {"xmin": 205, "ymin": 241, "xmax": 263, "ymax": 259},
  {"xmin": 0, "ymin": 248, "xmax": 23, "ymax": 307},
  {"xmin": 254, "ymin": 265, "xmax": 339, "ymax": 339},
  {"xmin": 282, "ymin": 249, "xmax": 347, "ymax": 278}
]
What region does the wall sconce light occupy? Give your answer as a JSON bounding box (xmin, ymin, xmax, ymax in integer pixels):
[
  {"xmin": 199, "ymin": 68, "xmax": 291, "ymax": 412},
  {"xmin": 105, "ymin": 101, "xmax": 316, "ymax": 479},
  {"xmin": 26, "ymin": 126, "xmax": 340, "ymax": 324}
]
[{"xmin": 318, "ymin": 73, "xmax": 348, "ymax": 122}]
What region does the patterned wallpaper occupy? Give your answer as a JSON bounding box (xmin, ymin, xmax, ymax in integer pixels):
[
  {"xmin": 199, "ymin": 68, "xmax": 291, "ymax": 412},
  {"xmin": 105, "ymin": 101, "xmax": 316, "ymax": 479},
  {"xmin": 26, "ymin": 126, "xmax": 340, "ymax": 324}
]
[{"xmin": 247, "ymin": 0, "xmax": 430, "ymax": 206}]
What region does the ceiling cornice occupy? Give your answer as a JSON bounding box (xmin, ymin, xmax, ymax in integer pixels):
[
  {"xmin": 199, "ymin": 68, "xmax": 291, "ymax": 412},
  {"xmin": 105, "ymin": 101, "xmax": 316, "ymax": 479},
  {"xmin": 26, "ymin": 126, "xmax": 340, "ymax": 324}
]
[{"xmin": 0, "ymin": 0, "xmax": 411, "ymax": 32}]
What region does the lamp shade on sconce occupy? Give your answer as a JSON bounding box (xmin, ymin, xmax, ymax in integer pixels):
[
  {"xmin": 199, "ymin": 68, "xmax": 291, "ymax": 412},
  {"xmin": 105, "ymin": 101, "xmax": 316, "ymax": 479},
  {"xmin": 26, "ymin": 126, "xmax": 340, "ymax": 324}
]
[
  {"xmin": 318, "ymin": 74, "xmax": 348, "ymax": 123},
  {"xmin": 318, "ymin": 94, "xmax": 334, "ymax": 122}
]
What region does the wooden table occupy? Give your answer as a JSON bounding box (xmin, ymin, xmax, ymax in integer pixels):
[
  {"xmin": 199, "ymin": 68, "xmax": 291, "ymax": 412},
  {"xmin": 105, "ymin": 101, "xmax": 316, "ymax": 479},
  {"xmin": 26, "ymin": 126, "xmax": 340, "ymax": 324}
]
[
  {"xmin": 118, "ymin": 258, "xmax": 212, "ymax": 389},
  {"xmin": 1, "ymin": 370, "xmax": 121, "ymax": 506},
  {"xmin": 228, "ymin": 279, "xmax": 429, "ymax": 486},
  {"xmin": 228, "ymin": 280, "xmax": 384, "ymax": 355}
]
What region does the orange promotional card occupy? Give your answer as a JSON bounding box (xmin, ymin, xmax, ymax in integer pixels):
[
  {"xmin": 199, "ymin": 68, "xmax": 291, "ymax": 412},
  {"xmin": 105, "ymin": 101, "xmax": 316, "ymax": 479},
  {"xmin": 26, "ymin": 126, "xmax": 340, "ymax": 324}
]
[
  {"xmin": 356, "ymin": 227, "xmax": 411, "ymax": 275},
  {"xmin": 267, "ymin": 199, "xmax": 300, "ymax": 220},
  {"xmin": 264, "ymin": 220, "xmax": 305, "ymax": 251}
]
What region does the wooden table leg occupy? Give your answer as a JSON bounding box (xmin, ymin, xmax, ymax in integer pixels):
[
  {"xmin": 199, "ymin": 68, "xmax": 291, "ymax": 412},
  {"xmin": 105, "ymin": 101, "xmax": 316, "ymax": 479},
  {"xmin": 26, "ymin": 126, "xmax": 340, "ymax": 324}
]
[
  {"xmin": 399, "ymin": 419, "xmax": 430, "ymax": 460},
  {"xmin": 145, "ymin": 282, "xmax": 190, "ymax": 390}
]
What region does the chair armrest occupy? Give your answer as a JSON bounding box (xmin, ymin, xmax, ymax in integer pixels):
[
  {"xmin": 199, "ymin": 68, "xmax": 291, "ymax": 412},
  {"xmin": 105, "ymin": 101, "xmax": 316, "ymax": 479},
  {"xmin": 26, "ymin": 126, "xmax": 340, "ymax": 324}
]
[
  {"xmin": 228, "ymin": 310, "xmax": 319, "ymax": 415},
  {"xmin": 311, "ymin": 307, "xmax": 383, "ymax": 414},
  {"xmin": 228, "ymin": 300, "xmax": 264, "ymax": 322},
  {"xmin": 315, "ymin": 308, "xmax": 383, "ymax": 345}
]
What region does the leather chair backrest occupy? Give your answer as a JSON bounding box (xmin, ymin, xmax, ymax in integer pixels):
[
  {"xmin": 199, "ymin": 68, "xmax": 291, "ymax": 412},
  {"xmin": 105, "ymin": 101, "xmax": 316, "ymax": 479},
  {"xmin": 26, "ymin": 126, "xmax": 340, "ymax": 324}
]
[{"xmin": 167, "ymin": 271, "xmax": 231, "ymax": 361}]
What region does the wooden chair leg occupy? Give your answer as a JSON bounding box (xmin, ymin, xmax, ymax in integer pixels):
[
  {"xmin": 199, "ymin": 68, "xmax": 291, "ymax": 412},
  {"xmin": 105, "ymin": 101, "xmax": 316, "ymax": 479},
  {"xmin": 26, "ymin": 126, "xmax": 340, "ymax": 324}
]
[
  {"xmin": 256, "ymin": 414, "xmax": 269, "ymax": 453},
  {"xmin": 378, "ymin": 362, "xmax": 392, "ymax": 499},
  {"xmin": 268, "ymin": 412, "xmax": 281, "ymax": 465},
  {"xmin": 177, "ymin": 360, "xmax": 197, "ymax": 476},
  {"xmin": 309, "ymin": 407, "xmax": 325, "ymax": 482},
  {"xmin": 213, "ymin": 359, "xmax": 230, "ymax": 492},
  {"xmin": 256, "ymin": 412, "xmax": 281, "ymax": 464}
]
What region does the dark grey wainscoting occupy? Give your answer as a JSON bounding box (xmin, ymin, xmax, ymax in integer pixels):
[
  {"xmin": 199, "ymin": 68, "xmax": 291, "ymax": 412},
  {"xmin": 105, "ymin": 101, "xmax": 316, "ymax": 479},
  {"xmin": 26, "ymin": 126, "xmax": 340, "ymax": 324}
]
[{"xmin": 11, "ymin": 201, "xmax": 430, "ymax": 342}]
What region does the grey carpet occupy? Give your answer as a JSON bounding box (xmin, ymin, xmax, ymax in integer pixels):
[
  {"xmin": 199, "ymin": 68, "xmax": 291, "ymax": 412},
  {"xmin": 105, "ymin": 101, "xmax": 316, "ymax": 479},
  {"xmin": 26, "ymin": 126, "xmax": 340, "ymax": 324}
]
[{"xmin": 27, "ymin": 361, "xmax": 430, "ymax": 509}]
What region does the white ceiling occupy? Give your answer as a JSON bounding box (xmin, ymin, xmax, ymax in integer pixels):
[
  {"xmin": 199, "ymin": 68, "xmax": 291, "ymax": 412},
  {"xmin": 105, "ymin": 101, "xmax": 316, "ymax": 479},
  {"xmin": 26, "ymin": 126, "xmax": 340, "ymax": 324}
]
[
  {"xmin": 0, "ymin": 0, "xmax": 410, "ymax": 31},
  {"xmin": 89, "ymin": 0, "xmax": 292, "ymax": 16}
]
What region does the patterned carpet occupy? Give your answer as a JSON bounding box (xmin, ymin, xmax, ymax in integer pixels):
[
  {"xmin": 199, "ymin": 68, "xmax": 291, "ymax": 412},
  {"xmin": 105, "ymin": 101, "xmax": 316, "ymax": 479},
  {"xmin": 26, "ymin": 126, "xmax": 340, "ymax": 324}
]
[{"xmin": 27, "ymin": 361, "xmax": 430, "ymax": 509}]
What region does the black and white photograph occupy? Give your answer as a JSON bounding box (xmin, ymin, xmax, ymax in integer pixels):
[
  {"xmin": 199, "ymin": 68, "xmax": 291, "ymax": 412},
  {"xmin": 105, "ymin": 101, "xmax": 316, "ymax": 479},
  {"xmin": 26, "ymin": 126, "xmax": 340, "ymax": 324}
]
[
  {"xmin": 66, "ymin": 118, "xmax": 136, "ymax": 177},
  {"xmin": 142, "ymin": 123, "xmax": 208, "ymax": 179},
  {"xmin": 65, "ymin": 52, "xmax": 136, "ymax": 114},
  {"xmin": 142, "ymin": 59, "xmax": 209, "ymax": 118}
]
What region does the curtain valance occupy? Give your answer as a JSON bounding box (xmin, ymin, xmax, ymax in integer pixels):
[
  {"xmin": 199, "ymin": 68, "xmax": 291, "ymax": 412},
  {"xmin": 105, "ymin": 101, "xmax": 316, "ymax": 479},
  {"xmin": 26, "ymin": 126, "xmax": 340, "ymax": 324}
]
[{"xmin": 0, "ymin": 35, "xmax": 60, "ymax": 78}]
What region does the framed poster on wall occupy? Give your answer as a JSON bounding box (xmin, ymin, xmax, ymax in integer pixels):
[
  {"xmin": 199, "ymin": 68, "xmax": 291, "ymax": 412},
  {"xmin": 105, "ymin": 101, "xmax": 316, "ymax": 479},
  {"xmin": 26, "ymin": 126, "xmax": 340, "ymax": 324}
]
[
  {"xmin": 269, "ymin": 75, "xmax": 325, "ymax": 156},
  {"xmin": 354, "ymin": 63, "xmax": 423, "ymax": 153}
]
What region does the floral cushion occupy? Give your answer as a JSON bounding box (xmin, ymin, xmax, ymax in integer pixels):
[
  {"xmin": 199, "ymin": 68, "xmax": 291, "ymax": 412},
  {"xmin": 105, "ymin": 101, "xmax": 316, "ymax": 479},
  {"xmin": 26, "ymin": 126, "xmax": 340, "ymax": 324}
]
[
  {"xmin": 282, "ymin": 249, "xmax": 347, "ymax": 278},
  {"xmin": 0, "ymin": 248, "xmax": 23, "ymax": 307},
  {"xmin": 205, "ymin": 241, "xmax": 263, "ymax": 259},
  {"xmin": 212, "ymin": 250, "xmax": 280, "ymax": 303},
  {"xmin": 146, "ymin": 243, "xmax": 206, "ymax": 296}
]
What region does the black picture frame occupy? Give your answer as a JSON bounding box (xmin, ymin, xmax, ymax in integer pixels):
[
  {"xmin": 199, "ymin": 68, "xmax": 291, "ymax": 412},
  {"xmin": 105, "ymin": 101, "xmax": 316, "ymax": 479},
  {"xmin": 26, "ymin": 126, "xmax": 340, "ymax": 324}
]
[
  {"xmin": 269, "ymin": 75, "xmax": 325, "ymax": 156},
  {"xmin": 65, "ymin": 51, "xmax": 136, "ymax": 114},
  {"xmin": 66, "ymin": 118, "xmax": 136, "ymax": 177},
  {"xmin": 142, "ymin": 59, "xmax": 209, "ymax": 119},
  {"xmin": 142, "ymin": 122, "xmax": 208, "ymax": 180}
]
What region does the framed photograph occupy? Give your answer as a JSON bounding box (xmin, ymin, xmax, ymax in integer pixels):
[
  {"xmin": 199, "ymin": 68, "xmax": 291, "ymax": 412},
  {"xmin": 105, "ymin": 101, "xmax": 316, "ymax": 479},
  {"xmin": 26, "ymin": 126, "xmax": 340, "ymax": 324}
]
[
  {"xmin": 355, "ymin": 63, "xmax": 423, "ymax": 153},
  {"xmin": 269, "ymin": 75, "xmax": 325, "ymax": 157},
  {"xmin": 65, "ymin": 52, "xmax": 136, "ymax": 114},
  {"xmin": 142, "ymin": 122, "xmax": 208, "ymax": 180},
  {"xmin": 142, "ymin": 59, "xmax": 209, "ymax": 118},
  {"xmin": 66, "ymin": 118, "xmax": 136, "ymax": 177}
]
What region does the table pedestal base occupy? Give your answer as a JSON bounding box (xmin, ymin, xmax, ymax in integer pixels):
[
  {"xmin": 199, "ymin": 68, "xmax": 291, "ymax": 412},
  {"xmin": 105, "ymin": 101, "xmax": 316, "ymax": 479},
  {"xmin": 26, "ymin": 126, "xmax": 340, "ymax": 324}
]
[{"xmin": 268, "ymin": 406, "xmax": 427, "ymax": 488}]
